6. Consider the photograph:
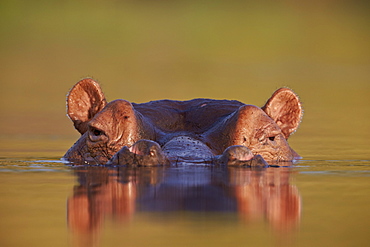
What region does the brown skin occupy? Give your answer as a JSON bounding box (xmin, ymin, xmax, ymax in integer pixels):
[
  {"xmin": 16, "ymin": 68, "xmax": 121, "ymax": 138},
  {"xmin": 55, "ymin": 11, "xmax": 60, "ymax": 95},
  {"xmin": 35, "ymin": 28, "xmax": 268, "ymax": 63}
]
[
  {"xmin": 203, "ymin": 104, "xmax": 300, "ymax": 162},
  {"xmin": 108, "ymin": 138, "xmax": 266, "ymax": 167},
  {"xmin": 215, "ymin": 145, "xmax": 268, "ymax": 167},
  {"xmin": 63, "ymin": 78, "xmax": 302, "ymax": 165},
  {"xmin": 107, "ymin": 140, "xmax": 170, "ymax": 167}
]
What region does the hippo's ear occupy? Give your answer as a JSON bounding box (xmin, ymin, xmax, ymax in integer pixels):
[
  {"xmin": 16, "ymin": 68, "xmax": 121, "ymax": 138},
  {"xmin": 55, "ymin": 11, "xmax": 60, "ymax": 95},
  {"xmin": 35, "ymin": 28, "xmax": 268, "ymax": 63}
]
[
  {"xmin": 67, "ymin": 78, "xmax": 107, "ymax": 134},
  {"xmin": 262, "ymin": 88, "xmax": 303, "ymax": 139}
]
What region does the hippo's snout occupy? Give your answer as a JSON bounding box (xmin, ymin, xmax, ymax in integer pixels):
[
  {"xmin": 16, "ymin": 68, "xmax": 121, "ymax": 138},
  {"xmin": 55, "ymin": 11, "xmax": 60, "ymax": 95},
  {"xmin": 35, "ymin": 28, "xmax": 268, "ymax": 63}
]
[{"xmin": 108, "ymin": 140, "xmax": 169, "ymax": 167}]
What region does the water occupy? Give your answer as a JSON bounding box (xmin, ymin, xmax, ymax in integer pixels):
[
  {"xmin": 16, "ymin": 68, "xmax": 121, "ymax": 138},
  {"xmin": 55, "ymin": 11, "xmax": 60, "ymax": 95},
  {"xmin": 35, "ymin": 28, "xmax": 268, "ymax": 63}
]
[
  {"xmin": 1, "ymin": 1, "xmax": 370, "ymax": 246},
  {"xmin": 1, "ymin": 136, "xmax": 369, "ymax": 247}
]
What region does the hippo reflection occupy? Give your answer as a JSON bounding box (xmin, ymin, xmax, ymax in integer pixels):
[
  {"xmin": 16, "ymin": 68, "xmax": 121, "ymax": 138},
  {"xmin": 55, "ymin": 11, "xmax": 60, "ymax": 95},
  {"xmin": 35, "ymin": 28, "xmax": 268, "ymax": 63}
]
[
  {"xmin": 63, "ymin": 78, "xmax": 302, "ymax": 166},
  {"xmin": 67, "ymin": 165, "xmax": 301, "ymax": 240}
]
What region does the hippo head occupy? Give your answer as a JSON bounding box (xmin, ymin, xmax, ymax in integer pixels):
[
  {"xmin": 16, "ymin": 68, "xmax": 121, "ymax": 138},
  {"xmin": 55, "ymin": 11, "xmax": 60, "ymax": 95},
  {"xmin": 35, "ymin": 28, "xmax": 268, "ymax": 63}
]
[
  {"xmin": 255, "ymin": 88, "xmax": 303, "ymax": 162},
  {"xmin": 64, "ymin": 78, "xmax": 303, "ymax": 165},
  {"xmin": 64, "ymin": 79, "xmax": 154, "ymax": 164},
  {"xmin": 203, "ymin": 88, "xmax": 303, "ymax": 163},
  {"xmin": 231, "ymin": 89, "xmax": 301, "ymax": 162}
]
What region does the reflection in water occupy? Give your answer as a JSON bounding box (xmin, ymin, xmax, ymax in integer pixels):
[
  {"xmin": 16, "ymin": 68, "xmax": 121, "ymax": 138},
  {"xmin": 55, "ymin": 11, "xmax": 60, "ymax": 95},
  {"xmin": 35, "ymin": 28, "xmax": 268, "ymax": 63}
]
[{"xmin": 67, "ymin": 164, "xmax": 301, "ymax": 246}]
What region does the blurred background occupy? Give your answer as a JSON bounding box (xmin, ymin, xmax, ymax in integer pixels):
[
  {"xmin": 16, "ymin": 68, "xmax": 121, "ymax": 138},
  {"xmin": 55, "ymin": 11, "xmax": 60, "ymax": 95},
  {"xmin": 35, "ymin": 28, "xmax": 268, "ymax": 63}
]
[{"xmin": 0, "ymin": 0, "xmax": 369, "ymax": 159}]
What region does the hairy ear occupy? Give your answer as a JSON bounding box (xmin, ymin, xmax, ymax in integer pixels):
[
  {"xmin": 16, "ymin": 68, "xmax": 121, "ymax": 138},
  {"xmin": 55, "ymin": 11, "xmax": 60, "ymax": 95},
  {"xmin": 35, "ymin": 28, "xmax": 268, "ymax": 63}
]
[
  {"xmin": 67, "ymin": 78, "xmax": 107, "ymax": 134},
  {"xmin": 262, "ymin": 88, "xmax": 303, "ymax": 139}
]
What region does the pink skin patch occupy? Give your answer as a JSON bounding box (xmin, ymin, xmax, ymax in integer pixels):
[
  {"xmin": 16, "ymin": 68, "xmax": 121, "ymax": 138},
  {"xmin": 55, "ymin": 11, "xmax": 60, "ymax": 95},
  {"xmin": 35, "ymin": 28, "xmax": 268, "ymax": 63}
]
[
  {"xmin": 129, "ymin": 145, "xmax": 143, "ymax": 155},
  {"xmin": 241, "ymin": 153, "xmax": 255, "ymax": 161}
]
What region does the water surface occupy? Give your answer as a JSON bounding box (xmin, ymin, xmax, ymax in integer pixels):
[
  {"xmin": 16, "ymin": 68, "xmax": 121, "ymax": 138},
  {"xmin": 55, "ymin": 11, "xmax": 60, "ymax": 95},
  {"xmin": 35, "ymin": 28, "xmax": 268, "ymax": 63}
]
[{"xmin": 1, "ymin": 142, "xmax": 369, "ymax": 247}]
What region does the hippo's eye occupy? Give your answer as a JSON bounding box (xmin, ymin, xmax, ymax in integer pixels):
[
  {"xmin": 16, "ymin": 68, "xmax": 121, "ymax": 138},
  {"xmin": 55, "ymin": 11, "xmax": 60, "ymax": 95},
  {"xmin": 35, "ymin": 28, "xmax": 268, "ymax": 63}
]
[
  {"xmin": 88, "ymin": 126, "xmax": 107, "ymax": 142},
  {"xmin": 90, "ymin": 127, "xmax": 104, "ymax": 136},
  {"xmin": 268, "ymin": 136, "xmax": 275, "ymax": 141}
]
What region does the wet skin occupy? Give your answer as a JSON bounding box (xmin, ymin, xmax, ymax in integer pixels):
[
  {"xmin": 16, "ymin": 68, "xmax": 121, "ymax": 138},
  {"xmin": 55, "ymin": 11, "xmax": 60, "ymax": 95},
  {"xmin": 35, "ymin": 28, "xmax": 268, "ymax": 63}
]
[
  {"xmin": 108, "ymin": 140, "xmax": 268, "ymax": 167},
  {"xmin": 63, "ymin": 78, "xmax": 302, "ymax": 166}
]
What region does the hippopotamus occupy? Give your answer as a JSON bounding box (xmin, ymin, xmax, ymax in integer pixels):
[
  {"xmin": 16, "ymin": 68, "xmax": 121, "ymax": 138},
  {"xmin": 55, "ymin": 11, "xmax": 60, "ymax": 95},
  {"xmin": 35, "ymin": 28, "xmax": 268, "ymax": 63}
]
[{"xmin": 63, "ymin": 78, "xmax": 302, "ymax": 166}]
